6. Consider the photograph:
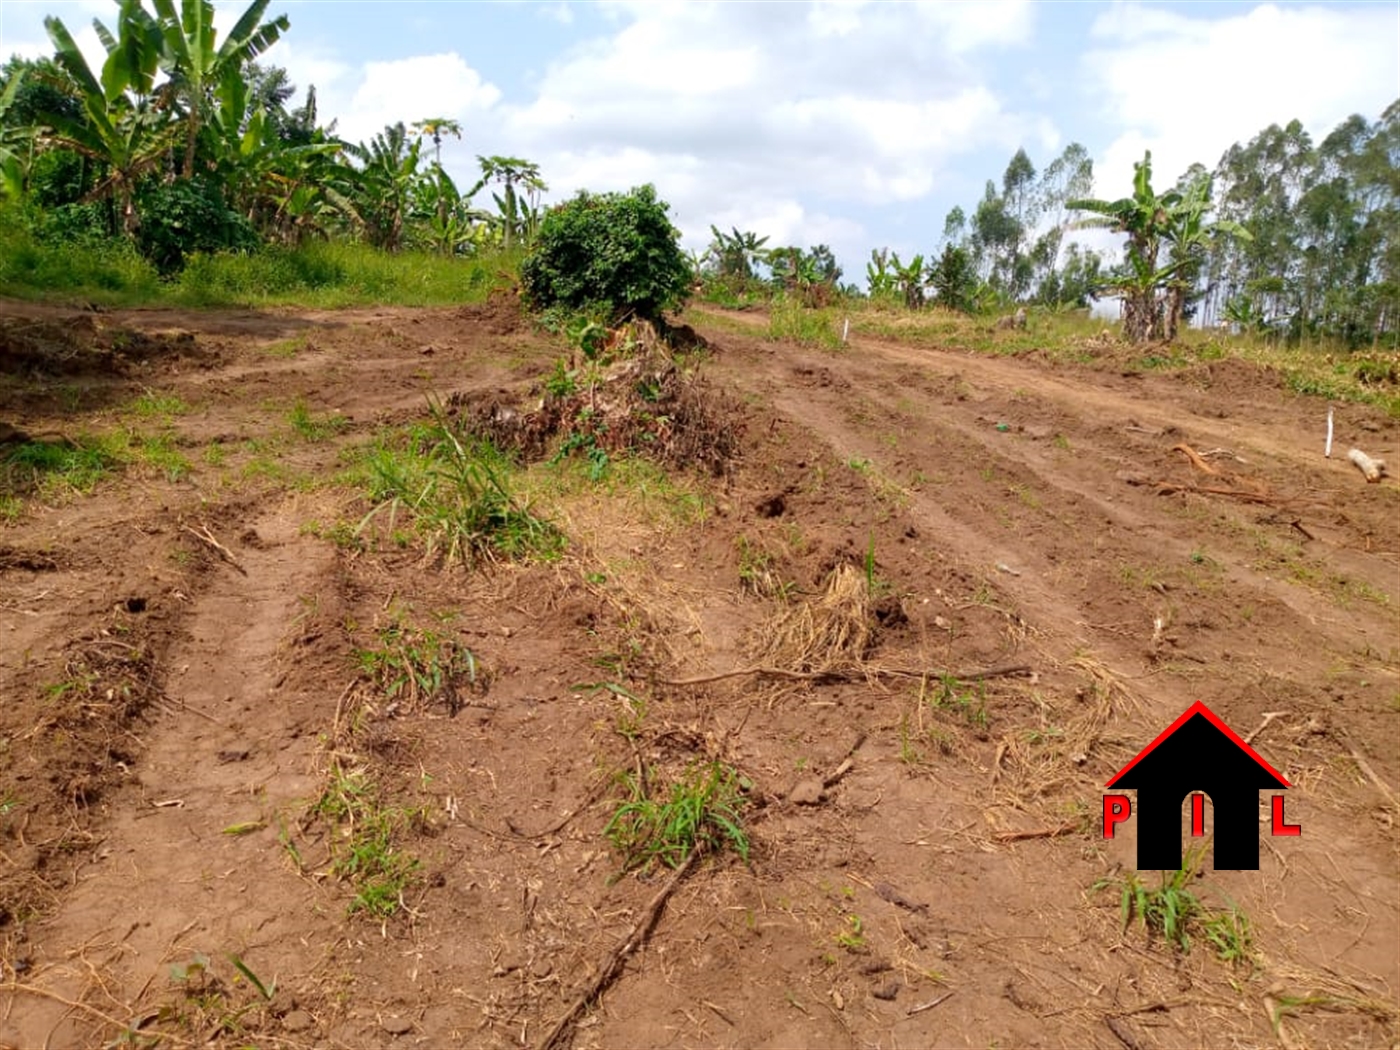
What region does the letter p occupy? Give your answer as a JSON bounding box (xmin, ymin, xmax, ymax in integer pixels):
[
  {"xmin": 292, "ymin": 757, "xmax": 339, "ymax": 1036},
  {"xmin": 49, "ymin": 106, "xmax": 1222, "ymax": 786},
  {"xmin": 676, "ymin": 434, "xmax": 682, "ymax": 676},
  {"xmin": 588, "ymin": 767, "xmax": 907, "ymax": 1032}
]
[{"xmin": 1103, "ymin": 794, "xmax": 1132, "ymax": 838}]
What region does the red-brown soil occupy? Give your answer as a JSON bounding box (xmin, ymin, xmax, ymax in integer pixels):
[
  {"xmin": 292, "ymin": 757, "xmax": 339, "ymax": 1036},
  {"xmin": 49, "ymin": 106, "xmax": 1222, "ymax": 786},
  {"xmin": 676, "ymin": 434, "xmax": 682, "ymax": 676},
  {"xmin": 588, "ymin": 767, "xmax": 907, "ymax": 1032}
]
[{"xmin": 1, "ymin": 296, "xmax": 1397, "ymax": 1050}]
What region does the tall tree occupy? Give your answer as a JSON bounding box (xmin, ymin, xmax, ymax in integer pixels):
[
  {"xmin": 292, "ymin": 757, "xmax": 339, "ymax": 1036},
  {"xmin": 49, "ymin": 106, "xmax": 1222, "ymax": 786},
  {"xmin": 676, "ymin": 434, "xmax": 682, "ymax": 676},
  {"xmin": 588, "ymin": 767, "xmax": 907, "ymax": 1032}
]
[
  {"xmin": 151, "ymin": 0, "xmax": 289, "ymax": 178},
  {"xmin": 478, "ymin": 154, "xmax": 545, "ymax": 250},
  {"xmin": 1071, "ymin": 150, "xmax": 1249, "ymax": 342},
  {"xmin": 41, "ymin": 4, "xmax": 173, "ymax": 234},
  {"xmin": 412, "ymin": 117, "xmax": 462, "ymax": 168}
]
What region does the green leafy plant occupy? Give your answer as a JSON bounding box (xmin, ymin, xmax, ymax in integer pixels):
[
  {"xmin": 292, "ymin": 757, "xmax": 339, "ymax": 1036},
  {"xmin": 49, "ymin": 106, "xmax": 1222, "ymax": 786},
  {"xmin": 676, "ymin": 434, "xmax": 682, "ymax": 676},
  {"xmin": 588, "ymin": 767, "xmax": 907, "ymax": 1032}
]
[
  {"xmin": 1094, "ymin": 845, "xmax": 1255, "ymax": 964},
  {"xmin": 356, "ymin": 620, "xmax": 482, "ymax": 713},
  {"xmin": 288, "ymin": 397, "xmax": 349, "ymax": 441},
  {"xmin": 312, "ymin": 765, "xmax": 423, "ymax": 918},
  {"xmin": 520, "ymin": 183, "xmax": 691, "ymax": 323},
  {"xmin": 354, "ymin": 398, "xmax": 563, "ymax": 565},
  {"xmin": 604, "ymin": 760, "xmax": 751, "ymax": 873}
]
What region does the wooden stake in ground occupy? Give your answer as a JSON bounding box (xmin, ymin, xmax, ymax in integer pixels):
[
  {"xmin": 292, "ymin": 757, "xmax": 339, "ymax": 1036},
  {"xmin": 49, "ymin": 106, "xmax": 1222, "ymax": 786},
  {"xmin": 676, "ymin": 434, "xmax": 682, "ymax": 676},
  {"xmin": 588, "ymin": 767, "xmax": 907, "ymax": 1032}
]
[{"xmin": 539, "ymin": 850, "xmax": 700, "ymax": 1050}]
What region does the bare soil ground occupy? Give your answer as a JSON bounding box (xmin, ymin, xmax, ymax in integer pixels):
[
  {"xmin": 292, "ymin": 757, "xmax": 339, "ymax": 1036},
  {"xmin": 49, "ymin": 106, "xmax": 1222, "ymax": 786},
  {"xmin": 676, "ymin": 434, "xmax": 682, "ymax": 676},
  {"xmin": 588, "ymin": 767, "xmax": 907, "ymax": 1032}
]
[{"xmin": 1, "ymin": 295, "xmax": 1397, "ymax": 1050}]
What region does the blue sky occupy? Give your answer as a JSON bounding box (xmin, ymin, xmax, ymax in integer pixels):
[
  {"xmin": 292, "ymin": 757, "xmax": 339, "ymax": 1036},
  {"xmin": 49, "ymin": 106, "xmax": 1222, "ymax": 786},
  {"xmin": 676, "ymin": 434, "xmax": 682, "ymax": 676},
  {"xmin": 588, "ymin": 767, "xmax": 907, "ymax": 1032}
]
[{"xmin": 3, "ymin": 1, "xmax": 1397, "ymax": 277}]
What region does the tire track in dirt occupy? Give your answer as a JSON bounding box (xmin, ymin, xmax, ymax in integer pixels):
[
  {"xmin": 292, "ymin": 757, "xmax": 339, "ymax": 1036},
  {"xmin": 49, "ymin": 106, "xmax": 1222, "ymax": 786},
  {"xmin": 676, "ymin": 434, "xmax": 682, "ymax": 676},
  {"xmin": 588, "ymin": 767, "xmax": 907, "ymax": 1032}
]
[
  {"xmin": 690, "ymin": 312, "xmax": 1399, "ymax": 1038},
  {"xmin": 4, "ymin": 504, "xmax": 336, "ymax": 1049}
]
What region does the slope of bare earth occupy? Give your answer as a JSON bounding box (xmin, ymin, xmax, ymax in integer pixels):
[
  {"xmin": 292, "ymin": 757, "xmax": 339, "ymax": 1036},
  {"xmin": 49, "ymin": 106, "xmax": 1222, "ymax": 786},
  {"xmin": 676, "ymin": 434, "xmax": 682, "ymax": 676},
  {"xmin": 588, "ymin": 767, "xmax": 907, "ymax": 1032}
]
[{"xmin": 1, "ymin": 295, "xmax": 1396, "ymax": 1050}]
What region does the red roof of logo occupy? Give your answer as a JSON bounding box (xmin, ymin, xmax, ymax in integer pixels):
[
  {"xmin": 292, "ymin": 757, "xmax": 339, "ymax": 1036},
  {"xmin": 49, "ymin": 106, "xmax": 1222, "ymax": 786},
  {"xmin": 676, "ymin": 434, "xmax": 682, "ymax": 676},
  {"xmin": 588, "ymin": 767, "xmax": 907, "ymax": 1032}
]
[{"xmin": 1106, "ymin": 700, "xmax": 1290, "ymax": 788}]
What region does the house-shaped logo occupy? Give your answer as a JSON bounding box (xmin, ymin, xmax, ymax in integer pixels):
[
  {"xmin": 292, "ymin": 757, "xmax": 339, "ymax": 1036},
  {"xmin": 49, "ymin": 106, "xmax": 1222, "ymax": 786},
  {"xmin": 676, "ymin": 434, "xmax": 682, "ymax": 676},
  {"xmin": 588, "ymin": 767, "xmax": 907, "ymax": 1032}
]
[{"xmin": 1103, "ymin": 701, "xmax": 1299, "ymax": 870}]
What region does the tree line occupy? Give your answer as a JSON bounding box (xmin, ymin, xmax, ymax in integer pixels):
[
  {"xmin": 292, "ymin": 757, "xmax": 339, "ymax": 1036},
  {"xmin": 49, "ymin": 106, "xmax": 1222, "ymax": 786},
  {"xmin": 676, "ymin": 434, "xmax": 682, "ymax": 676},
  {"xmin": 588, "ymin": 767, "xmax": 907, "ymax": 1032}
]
[
  {"xmin": 1, "ymin": 0, "xmax": 1395, "ymax": 347},
  {"xmin": 0, "ymin": 0, "xmax": 546, "ymax": 272}
]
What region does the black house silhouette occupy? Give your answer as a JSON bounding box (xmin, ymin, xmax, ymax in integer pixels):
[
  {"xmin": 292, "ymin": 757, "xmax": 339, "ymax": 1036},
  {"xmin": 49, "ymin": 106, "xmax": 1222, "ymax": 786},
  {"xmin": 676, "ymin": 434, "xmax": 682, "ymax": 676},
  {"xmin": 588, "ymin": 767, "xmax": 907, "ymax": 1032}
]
[{"xmin": 1107, "ymin": 701, "xmax": 1289, "ymax": 870}]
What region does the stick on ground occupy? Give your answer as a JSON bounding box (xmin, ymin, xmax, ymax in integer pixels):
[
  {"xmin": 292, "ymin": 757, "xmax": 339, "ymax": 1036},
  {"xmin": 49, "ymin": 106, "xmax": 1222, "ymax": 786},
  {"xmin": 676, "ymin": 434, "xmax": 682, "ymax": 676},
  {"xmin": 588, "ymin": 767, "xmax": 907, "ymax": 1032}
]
[
  {"xmin": 657, "ymin": 663, "xmax": 1031, "ymax": 687},
  {"xmin": 181, "ymin": 523, "xmax": 248, "ymax": 576},
  {"xmin": 539, "ymin": 849, "xmax": 700, "ymax": 1050}
]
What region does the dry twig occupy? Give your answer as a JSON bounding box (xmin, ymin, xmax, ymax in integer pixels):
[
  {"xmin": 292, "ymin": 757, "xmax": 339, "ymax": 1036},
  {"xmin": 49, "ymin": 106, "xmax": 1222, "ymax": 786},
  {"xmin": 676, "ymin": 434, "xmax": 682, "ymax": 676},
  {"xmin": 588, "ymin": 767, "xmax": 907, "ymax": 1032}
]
[
  {"xmin": 180, "ymin": 523, "xmax": 247, "ymax": 576},
  {"xmin": 657, "ymin": 663, "xmax": 1032, "ymax": 687},
  {"xmin": 539, "ymin": 850, "xmax": 700, "ymax": 1050}
]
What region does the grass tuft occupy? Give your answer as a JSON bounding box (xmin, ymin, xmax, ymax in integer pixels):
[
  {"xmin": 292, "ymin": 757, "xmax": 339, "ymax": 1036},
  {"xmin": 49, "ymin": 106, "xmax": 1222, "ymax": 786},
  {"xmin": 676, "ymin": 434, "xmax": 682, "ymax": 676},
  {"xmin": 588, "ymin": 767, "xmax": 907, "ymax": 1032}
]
[{"xmin": 605, "ymin": 760, "xmax": 751, "ymax": 874}]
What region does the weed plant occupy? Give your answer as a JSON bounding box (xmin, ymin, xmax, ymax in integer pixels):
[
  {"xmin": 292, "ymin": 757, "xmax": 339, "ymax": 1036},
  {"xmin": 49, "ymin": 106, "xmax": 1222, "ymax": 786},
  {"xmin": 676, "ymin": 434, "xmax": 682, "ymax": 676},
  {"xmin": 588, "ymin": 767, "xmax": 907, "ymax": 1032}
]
[
  {"xmin": 605, "ymin": 760, "xmax": 751, "ymax": 873},
  {"xmin": 352, "ymin": 399, "xmax": 563, "ymax": 565}
]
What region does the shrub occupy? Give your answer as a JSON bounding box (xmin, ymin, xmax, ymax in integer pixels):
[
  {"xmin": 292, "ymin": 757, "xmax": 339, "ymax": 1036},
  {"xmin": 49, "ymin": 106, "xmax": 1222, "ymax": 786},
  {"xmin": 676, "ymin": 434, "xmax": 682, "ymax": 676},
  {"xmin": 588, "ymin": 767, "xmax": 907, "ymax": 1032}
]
[
  {"xmin": 135, "ymin": 177, "xmax": 258, "ymax": 274},
  {"xmin": 519, "ymin": 183, "xmax": 690, "ymax": 323}
]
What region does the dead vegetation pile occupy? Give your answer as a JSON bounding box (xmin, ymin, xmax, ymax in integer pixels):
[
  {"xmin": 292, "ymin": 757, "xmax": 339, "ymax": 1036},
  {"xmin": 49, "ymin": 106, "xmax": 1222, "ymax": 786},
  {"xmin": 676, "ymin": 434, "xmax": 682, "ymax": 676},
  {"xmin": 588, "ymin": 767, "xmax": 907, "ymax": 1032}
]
[
  {"xmin": 755, "ymin": 563, "xmax": 874, "ymax": 674},
  {"xmin": 455, "ymin": 318, "xmax": 741, "ymax": 477},
  {"xmin": 0, "ymin": 315, "xmax": 209, "ymax": 377}
]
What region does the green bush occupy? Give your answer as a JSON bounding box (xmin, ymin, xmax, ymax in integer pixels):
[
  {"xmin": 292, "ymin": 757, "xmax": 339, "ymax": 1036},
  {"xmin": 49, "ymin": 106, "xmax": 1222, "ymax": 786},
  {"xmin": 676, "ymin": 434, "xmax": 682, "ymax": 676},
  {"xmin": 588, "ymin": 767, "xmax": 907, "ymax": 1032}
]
[
  {"xmin": 0, "ymin": 205, "xmax": 160, "ymax": 298},
  {"xmin": 519, "ymin": 183, "xmax": 690, "ymax": 323},
  {"xmin": 135, "ymin": 177, "xmax": 259, "ymax": 274}
]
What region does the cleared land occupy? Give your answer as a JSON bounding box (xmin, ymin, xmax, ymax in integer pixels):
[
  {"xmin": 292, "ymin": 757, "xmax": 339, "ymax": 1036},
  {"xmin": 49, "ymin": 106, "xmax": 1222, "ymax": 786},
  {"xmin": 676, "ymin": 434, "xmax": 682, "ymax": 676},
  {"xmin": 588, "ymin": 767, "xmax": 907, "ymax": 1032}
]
[{"xmin": 1, "ymin": 295, "xmax": 1397, "ymax": 1049}]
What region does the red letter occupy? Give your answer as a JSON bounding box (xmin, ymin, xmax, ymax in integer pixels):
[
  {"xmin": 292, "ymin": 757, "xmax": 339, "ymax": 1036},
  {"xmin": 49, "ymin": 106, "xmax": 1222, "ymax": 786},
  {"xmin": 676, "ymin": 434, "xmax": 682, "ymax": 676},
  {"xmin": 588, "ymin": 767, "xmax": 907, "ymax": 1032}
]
[
  {"xmin": 1191, "ymin": 793, "xmax": 1206, "ymax": 837},
  {"xmin": 1103, "ymin": 794, "xmax": 1131, "ymax": 838},
  {"xmin": 1272, "ymin": 795, "xmax": 1301, "ymax": 836}
]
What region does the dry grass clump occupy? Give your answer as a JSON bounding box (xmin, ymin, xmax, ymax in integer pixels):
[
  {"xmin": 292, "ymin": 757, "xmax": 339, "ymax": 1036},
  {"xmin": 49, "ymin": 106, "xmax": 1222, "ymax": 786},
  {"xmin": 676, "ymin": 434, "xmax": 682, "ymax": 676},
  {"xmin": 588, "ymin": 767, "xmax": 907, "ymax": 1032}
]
[{"xmin": 754, "ymin": 563, "xmax": 873, "ymax": 674}]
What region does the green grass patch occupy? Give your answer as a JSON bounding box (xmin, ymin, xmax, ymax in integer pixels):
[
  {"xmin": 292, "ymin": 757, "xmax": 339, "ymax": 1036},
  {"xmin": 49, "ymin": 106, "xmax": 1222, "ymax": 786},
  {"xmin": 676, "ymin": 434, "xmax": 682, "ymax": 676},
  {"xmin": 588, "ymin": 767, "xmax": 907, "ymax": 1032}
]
[
  {"xmin": 127, "ymin": 390, "xmax": 190, "ymax": 420},
  {"xmin": 2, "ymin": 436, "xmax": 124, "ymax": 496},
  {"xmin": 288, "ymin": 397, "xmax": 350, "ymax": 442},
  {"xmin": 312, "ymin": 766, "xmax": 424, "ymax": 918},
  {"xmin": 346, "ymin": 401, "xmax": 563, "ymax": 565},
  {"xmin": 605, "ymin": 760, "xmax": 751, "ymax": 874},
  {"xmin": 1094, "ymin": 846, "xmax": 1254, "ymax": 965},
  {"xmin": 0, "ymin": 210, "xmax": 520, "ymax": 309},
  {"xmin": 356, "ymin": 620, "xmax": 483, "ymax": 713},
  {"xmin": 767, "ymin": 297, "xmax": 842, "ymax": 350}
]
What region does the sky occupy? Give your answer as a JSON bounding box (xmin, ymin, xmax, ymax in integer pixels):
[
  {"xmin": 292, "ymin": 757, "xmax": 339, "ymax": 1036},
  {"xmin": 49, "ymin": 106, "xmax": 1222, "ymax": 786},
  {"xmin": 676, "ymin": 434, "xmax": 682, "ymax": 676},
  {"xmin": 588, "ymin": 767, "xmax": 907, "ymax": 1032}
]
[{"xmin": 2, "ymin": 0, "xmax": 1398, "ymax": 278}]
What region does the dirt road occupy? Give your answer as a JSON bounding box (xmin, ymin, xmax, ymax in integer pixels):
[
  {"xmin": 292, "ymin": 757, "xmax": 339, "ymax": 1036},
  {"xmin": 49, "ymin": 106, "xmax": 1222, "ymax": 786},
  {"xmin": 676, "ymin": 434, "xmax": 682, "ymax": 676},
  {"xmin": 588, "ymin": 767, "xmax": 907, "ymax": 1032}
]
[{"xmin": 2, "ymin": 298, "xmax": 1396, "ymax": 1049}]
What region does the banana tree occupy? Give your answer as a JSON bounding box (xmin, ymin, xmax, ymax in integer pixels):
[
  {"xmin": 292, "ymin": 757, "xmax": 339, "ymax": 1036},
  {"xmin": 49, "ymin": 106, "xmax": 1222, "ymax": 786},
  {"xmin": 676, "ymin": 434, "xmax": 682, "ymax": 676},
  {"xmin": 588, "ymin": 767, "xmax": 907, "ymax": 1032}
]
[
  {"xmin": 41, "ymin": 6, "xmax": 174, "ymax": 235},
  {"xmin": 890, "ymin": 251, "xmax": 927, "ymax": 309},
  {"xmin": 866, "ymin": 248, "xmax": 897, "ymax": 299},
  {"xmin": 340, "ymin": 122, "xmax": 423, "ymax": 251},
  {"xmin": 0, "ymin": 70, "xmax": 28, "ymax": 198},
  {"xmin": 1160, "ymin": 172, "xmax": 1252, "ymax": 339},
  {"xmin": 209, "ymin": 66, "xmax": 339, "ymax": 241},
  {"xmin": 1072, "ymin": 151, "xmax": 1250, "ymax": 341},
  {"xmin": 707, "ymin": 226, "xmax": 770, "ymax": 281},
  {"xmin": 413, "ymin": 165, "xmax": 482, "ymax": 256},
  {"xmin": 151, "ymin": 0, "xmax": 289, "ymax": 178}
]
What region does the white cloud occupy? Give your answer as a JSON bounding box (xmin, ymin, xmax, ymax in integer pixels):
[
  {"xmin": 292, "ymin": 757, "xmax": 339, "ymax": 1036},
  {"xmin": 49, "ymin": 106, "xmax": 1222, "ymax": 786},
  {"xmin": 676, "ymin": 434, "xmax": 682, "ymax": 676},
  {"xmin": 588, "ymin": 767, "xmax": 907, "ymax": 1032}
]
[
  {"xmin": 309, "ymin": 52, "xmax": 502, "ymax": 146},
  {"xmin": 467, "ymin": 2, "xmax": 1043, "ymax": 267},
  {"xmin": 1085, "ymin": 2, "xmax": 1399, "ymax": 192}
]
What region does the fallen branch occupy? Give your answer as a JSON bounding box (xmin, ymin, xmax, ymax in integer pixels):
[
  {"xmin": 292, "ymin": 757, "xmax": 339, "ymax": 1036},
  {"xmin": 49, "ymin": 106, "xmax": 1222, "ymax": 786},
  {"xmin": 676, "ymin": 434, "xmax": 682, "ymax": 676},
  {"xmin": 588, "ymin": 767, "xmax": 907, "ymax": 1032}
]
[
  {"xmin": 993, "ymin": 822, "xmax": 1080, "ymax": 843},
  {"xmin": 1348, "ymin": 744, "xmax": 1400, "ymax": 813},
  {"xmin": 1154, "ymin": 483, "xmax": 1297, "ymax": 508},
  {"xmin": 1348, "ymin": 448, "xmax": 1388, "ymax": 484},
  {"xmin": 539, "ymin": 849, "xmax": 699, "ymax": 1050},
  {"xmin": 656, "ymin": 663, "xmax": 1032, "ymax": 687},
  {"xmin": 1106, "ymin": 1016, "xmax": 1143, "ymax": 1050},
  {"xmin": 822, "ymin": 731, "xmax": 867, "ymax": 789},
  {"xmin": 5, "ymin": 983, "xmax": 195, "ymax": 1048},
  {"xmin": 1243, "ymin": 711, "xmax": 1289, "ymax": 746},
  {"xmin": 1172, "ymin": 442, "xmax": 1220, "ymax": 476},
  {"xmin": 907, "ymin": 990, "xmax": 955, "ymax": 1016},
  {"xmin": 181, "ymin": 523, "xmax": 247, "ymax": 576}
]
